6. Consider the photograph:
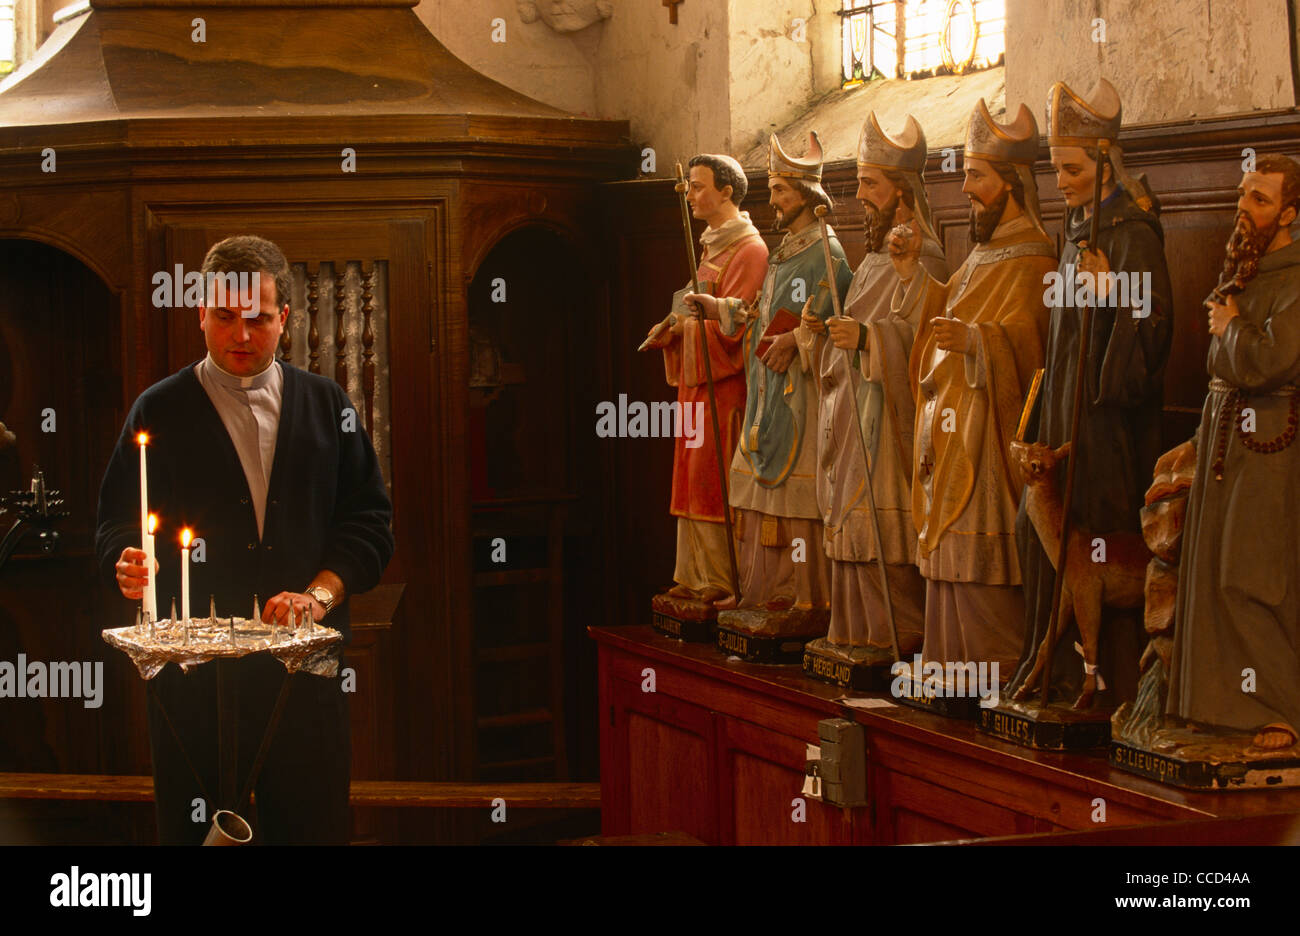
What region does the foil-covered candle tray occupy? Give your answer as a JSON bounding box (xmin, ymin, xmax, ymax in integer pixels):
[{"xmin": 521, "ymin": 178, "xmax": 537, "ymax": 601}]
[{"xmin": 103, "ymin": 613, "xmax": 342, "ymax": 680}]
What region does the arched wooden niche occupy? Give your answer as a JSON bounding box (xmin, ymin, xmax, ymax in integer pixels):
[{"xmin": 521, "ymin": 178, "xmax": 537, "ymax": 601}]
[
  {"xmin": 0, "ymin": 239, "xmax": 121, "ymax": 558},
  {"xmin": 465, "ymin": 225, "xmax": 603, "ymax": 783},
  {"xmin": 0, "ymin": 239, "xmax": 136, "ymax": 784}
]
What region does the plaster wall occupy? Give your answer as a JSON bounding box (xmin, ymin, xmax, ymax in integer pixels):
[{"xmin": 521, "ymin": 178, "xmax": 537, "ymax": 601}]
[
  {"xmin": 590, "ymin": 0, "xmax": 731, "ymax": 165},
  {"xmin": 415, "ymin": 0, "xmax": 598, "ymax": 115},
  {"xmin": 1006, "ymin": 0, "xmax": 1296, "ymax": 124},
  {"xmin": 726, "ymin": 0, "xmax": 840, "ymax": 156}
]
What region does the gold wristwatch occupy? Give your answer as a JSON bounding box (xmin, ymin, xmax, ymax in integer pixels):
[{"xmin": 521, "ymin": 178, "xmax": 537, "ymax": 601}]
[{"xmin": 306, "ymin": 585, "xmax": 337, "ymax": 615}]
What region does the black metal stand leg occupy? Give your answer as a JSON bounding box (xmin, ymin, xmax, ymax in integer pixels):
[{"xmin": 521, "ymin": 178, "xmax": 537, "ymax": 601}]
[
  {"xmin": 236, "ymin": 673, "xmax": 294, "ymax": 815},
  {"xmin": 147, "ymin": 678, "xmax": 214, "ymax": 809},
  {"xmin": 216, "ymin": 660, "xmax": 238, "ymax": 811}
]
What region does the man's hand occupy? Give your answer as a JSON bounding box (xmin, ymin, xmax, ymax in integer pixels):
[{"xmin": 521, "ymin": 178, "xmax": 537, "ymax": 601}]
[
  {"xmin": 828, "ymin": 316, "xmax": 864, "ymax": 351},
  {"xmin": 931, "ymin": 317, "xmax": 974, "ymax": 353},
  {"xmin": 1076, "ymin": 242, "xmax": 1112, "ymax": 301},
  {"xmin": 669, "ymin": 313, "xmax": 685, "ymax": 337},
  {"xmin": 1207, "ymin": 293, "xmax": 1240, "ymax": 337},
  {"xmin": 114, "ymin": 546, "xmax": 157, "ymax": 601},
  {"xmin": 887, "ymin": 222, "xmax": 921, "ymax": 282},
  {"xmin": 761, "ymin": 331, "xmax": 798, "ymax": 373},
  {"xmin": 683, "ymin": 293, "xmax": 721, "ymax": 320},
  {"xmin": 263, "ymin": 591, "xmax": 324, "ymax": 626}
]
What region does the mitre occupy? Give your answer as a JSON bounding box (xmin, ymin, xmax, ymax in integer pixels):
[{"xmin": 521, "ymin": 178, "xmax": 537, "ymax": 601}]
[
  {"xmin": 769, "ymin": 131, "xmax": 824, "ymax": 182},
  {"xmin": 857, "ymin": 112, "xmax": 939, "ymax": 246},
  {"xmin": 964, "ymin": 99, "xmax": 1047, "ymax": 236},
  {"xmin": 1046, "ymin": 78, "xmax": 1122, "ymax": 146},
  {"xmin": 1046, "ymin": 77, "xmax": 1154, "ymax": 211},
  {"xmin": 857, "ymin": 112, "xmax": 927, "ymax": 173},
  {"xmin": 965, "ymin": 99, "xmax": 1039, "ymax": 166}
]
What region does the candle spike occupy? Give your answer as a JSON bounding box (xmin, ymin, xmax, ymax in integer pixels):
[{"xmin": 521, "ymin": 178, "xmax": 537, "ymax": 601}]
[
  {"xmin": 252, "ymin": 594, "xmax": 260, "ymax": 625},
  {"xmin": 135, "ymin": 606, "xmax": 143, "ymax": 635},
  {"xmin": 146, "ymin": 609, "xmax": 155, "ymax": 639},
  {"xmin": 170, "ymin": 597, "xmax": 177, "ymax": 627},
  {"xmin": 209, "ymin": 595, "xmax": 217, "ymax": 626}
]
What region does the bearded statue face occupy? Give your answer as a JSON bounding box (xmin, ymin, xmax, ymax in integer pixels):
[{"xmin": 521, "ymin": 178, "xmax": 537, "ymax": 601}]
[
  {"xmin": 962, "ymin": 157, "xmax": 1013, "ymax": 244},
  {"xmin": 768, "ymin": 178, "xmax": 809, "ymax": 233},
  {"xmin": 857, "ymin": 166, "xmax": 903, "ymax": 253},
  {"xmin": 1224, "ymin": 171, "xmax": 1295, "ymax": 286}
]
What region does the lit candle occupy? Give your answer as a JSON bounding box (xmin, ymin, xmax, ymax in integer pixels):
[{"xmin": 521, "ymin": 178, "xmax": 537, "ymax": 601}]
[
  {"xmin": 180, "ymin": 528, "xmax": 192, "ymax": 630},
  {"xmin": 145, "ymin": 513, "xmax": 159, "ymax": 623},
  {"xmin": 137, "ymin": 433, "xmax": 151, "ymax": 618}
]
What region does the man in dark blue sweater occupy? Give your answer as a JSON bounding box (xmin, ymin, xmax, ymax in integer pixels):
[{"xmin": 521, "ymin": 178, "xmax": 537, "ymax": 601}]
[{"xmin": 95, "ymin": 235, "xmax": 394, "ymax": 844}]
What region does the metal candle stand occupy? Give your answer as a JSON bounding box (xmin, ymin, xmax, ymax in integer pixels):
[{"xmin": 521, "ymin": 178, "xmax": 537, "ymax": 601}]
[{"xmin": 104, "ymin": 594, "xmax": 342, "ymax": 845}]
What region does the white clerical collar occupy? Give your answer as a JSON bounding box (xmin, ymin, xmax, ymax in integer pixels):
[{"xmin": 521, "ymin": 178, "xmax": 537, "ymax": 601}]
[{"xmin": 200, "ymin": 353, "xmax": 280, "ymax": 390}]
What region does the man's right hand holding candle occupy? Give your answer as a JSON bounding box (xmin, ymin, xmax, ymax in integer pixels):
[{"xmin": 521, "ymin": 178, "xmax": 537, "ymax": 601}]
[{"xmin": 114, "ymin": 546, "xmax": 158, "ymax": 601}]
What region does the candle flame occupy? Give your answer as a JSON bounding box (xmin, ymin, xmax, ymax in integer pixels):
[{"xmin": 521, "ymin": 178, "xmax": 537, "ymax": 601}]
[
  {"xmin": 181, "ymin": 528, "xmax": 192, "ymax": 548},
  {"xmin": 148, "ymin": 513, "xmax": 158, "ymax": 534},
  {"xmin": 137, "ymin": 432, "xmax": 149, "ymax": 446}
]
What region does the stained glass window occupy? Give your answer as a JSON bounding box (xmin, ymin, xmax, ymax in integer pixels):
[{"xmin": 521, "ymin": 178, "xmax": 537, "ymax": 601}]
[
  {"xmin": 0, "ymin": 1, "xmax": 16, "ymax": 77},
  {"xmin": 840, "ymin": 0, "xmax": 1006, "ymax": 86}
]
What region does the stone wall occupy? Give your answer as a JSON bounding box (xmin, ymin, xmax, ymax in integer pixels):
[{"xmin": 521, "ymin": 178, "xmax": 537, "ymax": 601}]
[{"xmin": 1005, "ymin": 0, "xmax": 1296, "ymax": 123}]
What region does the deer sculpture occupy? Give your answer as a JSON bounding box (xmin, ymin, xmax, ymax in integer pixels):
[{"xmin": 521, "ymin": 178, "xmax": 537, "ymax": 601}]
[{"xmin": 1009, "ymin": 440, "xmax": 1150, "ymax": 709}]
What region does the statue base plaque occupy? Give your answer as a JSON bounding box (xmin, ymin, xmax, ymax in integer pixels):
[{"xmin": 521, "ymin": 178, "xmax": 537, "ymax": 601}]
[
  {"xmin": 801, "ymin": 638, "xmax": 895, "ymax": 691},
  {"xmin": 715, "ymin": 607, "xmax": 829, "ymax": 664},
  {"xmin": 650, "ymin": 592, "xmax": 717, "ymax": 643},
  {"xmin": 978, "ymin": 699, "xmax": 1110, "ymax": 750},
  {"xmin": 1110, "ymin": 705, "xmax": 1300, "ymax": 790},
  {"xmin": 891, "ymin": 671, "xmax": 985, "ymax": 720},
  {"xmin": 1109, "ymin": 740, "xmax": 1300, "ymax": 791}
]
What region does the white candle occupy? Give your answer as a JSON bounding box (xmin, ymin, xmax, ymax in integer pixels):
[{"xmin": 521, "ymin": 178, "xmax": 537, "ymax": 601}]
[
  {"xmin": 144, "ymin": 514, "xmax": 159, "ymax": 622},
  {"xmin": 137, "ymin": 433, "xmax": 152, "ymax": 619},
  {"xmin": 137, "ymin": 432, "xmax": 149, "ymax": 546},
  {"xmin": 181, "ymin": 528, "xmax": 192, "ymax": 628}
]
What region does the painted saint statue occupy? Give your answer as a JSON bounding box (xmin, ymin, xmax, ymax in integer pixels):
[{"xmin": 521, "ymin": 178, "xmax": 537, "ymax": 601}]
[
  {"xmin": 1165, "ymin": 153, "xmax": 1300, "ymax": 753},
  {"xmin": 889, "ymin": 100, "xmax": 1055, "ymax": 683},
  {"xmin": 644, "ymin": 153, "xmax": 767, "ymax": 605},
  {"xmin": 1006, "ymin": 78, "xmax": 1173, "ymax": 709},
  {"xmin": 686, "ymin": 132, "xmax": 850, "ymax": 652},
  {"xmin": 799, "ymin": 112, "xmax": 949, "ymax": 677}
]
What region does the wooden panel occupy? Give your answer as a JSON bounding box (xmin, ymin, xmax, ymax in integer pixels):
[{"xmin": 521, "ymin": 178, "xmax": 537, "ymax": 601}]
[
  {"xmin": 874, "ymin": 767, "xmax": 1027, "ymax": 844},
  {"xmin": 592, "ymin": 626, "xmax": 1300, "ymax": 845},
  {"xmin": 626, "ymin": 709, "xmax": 716, "ymax": 842},
  {"xmin": 717, "ymin": 716, "xmax": 854, "ymax": 845}
]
